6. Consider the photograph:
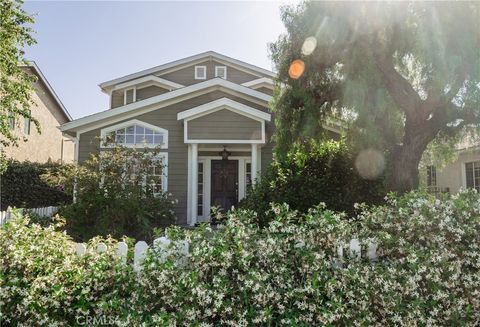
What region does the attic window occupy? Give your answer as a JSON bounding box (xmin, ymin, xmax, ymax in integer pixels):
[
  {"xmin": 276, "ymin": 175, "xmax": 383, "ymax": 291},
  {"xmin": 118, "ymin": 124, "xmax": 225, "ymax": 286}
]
[
  {"xmin": 215, "ymin": 66, "xmax": 227, "ymax": 79},
  {"xmin": 195, "ymin": 66, "xmax": 207, "ymax": 80},
  {"xmin": 124, "ymin": 88, "xmax": 136, "ymax": 105},
  {"xmin": 101, "ymin": 120, "xmax": 168, "ymax": 149}
]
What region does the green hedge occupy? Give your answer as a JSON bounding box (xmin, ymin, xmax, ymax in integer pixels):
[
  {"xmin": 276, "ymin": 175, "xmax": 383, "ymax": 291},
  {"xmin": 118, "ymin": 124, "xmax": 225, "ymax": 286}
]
[
  {"xmin": 0, "ymin": 160, "xmax": 72, "ymax": 210},
  {"xmin": 1, "ymin": 190, "xmax": 479, "ymax": 325},
  {"xmin": 240, "ymin": 140, "xmax": 386, "ymax": 226}
]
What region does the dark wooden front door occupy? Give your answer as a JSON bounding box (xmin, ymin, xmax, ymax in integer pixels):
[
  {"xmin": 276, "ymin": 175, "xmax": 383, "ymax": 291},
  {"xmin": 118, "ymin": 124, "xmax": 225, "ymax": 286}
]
[{"xmin": 211, "ymin": 160, "xmax": 238, "ymax": 213}]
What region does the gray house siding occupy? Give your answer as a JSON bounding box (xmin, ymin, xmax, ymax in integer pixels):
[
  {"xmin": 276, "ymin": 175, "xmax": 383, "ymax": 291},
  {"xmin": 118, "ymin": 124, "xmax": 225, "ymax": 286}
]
[
  {"xmin": 77, "ymin": 90, "xmax": 274, "ymax": 224},
  {"xmin": 136, "ymin": 85, "xmax": 169, "ymax": 101},
  {"xmin": 188, "ymin": 109, "xmax": 262, "ymax": 140},
  {"xmin": 160, "ymin": 60, "xmax": 260, "ymax": 86}
]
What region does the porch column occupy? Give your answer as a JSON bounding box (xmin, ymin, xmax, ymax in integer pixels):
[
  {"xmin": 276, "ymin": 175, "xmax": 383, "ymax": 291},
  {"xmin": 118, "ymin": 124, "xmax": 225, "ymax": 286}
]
[
  {"xmin": 251, "ymin": 144, "xmax": 258, "ymax": 185},
  {"xmin": 191, "ymin": 143, "xmax": 198, "ymax": 224}
]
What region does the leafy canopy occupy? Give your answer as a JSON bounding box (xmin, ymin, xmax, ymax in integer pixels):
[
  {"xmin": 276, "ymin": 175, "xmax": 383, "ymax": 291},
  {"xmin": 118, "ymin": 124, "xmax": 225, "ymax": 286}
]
[
  {"xmin": 0, "ymin": 0, "xmax": 39, "ymax": 169},
  {"xmin": 270, "ymin": 2, "xmax": 480, "ymax": 157}
]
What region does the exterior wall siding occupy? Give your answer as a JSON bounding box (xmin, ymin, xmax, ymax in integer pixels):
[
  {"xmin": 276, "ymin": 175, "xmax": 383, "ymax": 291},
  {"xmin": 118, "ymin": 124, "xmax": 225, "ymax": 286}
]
[
  {"xmin": 136, "ymin": 85, "xmax": 169, "ymax": 101},
  {"xmin": 77, "ymin": 90, "xmax": 274, "ymax": 224},
  {"xmin": 188, "ymin": 109, "xmax": 262, "ymax": 140},
  {"xmin": 160, "ymin": 60, "xmax": 260, "ymax": 86}
]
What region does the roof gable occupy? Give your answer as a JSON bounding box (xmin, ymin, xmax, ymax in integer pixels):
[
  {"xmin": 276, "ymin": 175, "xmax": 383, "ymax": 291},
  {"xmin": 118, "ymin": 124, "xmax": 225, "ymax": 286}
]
[{"xmin": 99, "ymin": 51, "xmax": 275, "ymax": 92}]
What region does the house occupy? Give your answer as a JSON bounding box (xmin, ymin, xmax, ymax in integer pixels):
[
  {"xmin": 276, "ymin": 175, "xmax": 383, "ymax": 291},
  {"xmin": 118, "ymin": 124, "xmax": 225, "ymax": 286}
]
[
  {"xmin": 425, "ymin": 139, "xmax": 480, "ymax": 194},
  {"xmin": 60, "ymin": 52, "xmax": 285, "ymax": 225},
  {"xmin": 2, "ymin": 62, "xmax": 74, "ymax": 163}
]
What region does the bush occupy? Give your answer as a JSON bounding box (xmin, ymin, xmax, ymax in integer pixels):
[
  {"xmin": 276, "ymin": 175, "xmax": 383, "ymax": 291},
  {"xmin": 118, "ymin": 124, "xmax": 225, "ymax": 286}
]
[
  {"xmin": 240, "ymin": 140, "xmax": 385, "ymax": 226},
  {"xmin": 44, "ymin": 146, "xmax": 176, "ymax": 242},
  {"xmin": 1, "ymin": 190, "xmax": 478, "ymax": 325},
  {"xmin": 0, "ymin": 160, "xmax": 72, "ymax": 210}
]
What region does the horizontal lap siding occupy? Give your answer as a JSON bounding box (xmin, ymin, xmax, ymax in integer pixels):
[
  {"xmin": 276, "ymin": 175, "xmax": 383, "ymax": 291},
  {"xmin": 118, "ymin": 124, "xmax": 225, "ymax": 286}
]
[
  {"xmin": 77, "ymin": 91, "xmax": 274, "ymax": 224},
  {"xmin": 188, "ymin": 110, "xmax": 262, "ymax": 140},
  {"xmin": 160, "ymin": 60, "xmax": 260, "ymax": 86},
  {"xmin": 136, "ymin": 85, "xmax": 169, "ymax": 101}
]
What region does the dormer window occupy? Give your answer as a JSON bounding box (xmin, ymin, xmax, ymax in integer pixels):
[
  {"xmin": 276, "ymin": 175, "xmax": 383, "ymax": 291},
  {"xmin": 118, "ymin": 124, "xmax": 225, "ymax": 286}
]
[
  {"xmin": 195, "ymin": 66, "xmax": 207, "ymax": 80},
  {"xmin": 101, "ymin": 120, "xmax": 168, "ymax": 149},
  {"xmin": 215, "ymin": 66, "xmax": 227, "ymax": 79},
  {"xmin": 124, "ymin": 88, "xmax": 136, "ymax": 105}
]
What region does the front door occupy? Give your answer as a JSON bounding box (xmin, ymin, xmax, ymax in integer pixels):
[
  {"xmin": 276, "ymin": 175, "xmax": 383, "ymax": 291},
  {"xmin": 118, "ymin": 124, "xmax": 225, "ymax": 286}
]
[{"xmin": 211, "ymin": 160, "xmax": 238, "ymax": 213}]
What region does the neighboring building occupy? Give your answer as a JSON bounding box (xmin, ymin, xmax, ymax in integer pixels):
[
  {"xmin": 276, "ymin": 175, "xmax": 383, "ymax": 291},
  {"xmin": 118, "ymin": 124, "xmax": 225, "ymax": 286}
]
[
  {"xmin": 3, "ymin": 62, "xmax": 74, "ymax": 163},
  {"xmin": 425, "ymin": 141, "xmax": 480, "ymax": 195}
]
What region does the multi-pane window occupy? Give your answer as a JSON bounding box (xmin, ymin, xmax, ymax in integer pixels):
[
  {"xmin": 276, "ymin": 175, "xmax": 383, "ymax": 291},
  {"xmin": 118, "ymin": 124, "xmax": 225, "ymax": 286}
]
[
  {"xmin": 107, "ymin": 124, "xmax": 164, "ymax": 147},
  {"xmin": 245, "ymin": 162, "xmax": 252, "ymax": 191},
  {"xmin": 215, "ymin": 66, "xmax": 227, "ymax": 79},
  {"xmin": 465, "ymin": 161, "xmax": 480, "ymax": 192},
  {"xmin": 149, "ymin": 158, "xmax": 165, "ymax": 195},
  {"xmin": 198, "ymin": 162, "xmax": 204, "ymax": 216},
  {"xmin": 426, "ymin": 165, "xmax": 436, "ymax": 187}
]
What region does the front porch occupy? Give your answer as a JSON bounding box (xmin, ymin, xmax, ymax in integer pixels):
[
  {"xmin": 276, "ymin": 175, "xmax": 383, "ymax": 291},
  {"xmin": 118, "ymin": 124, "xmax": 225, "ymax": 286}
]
[{"xmin": 177, "ymin": 97, "xmax": 271, "ymax": 226}]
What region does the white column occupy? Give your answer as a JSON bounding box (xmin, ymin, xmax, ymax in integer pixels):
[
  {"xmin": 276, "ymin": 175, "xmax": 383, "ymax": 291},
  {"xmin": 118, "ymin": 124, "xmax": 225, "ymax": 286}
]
[
  {"xmin": 187, "ymin": 144, "xmax": 192, "ymax": 224},
  {"xmin": 251, "ymin": 144, "xmax": 258, "ymax": 185},
  {"xmin": 191, "ymin": 143, "xmax": 198, "ymax": 225}
]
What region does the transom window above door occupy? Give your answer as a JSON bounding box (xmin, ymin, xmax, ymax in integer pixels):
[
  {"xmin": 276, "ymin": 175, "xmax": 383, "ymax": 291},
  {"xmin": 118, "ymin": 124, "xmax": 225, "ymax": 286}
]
[{"xmin": 100, "ymin": 119, "xmax": 168, "ymax": 148}]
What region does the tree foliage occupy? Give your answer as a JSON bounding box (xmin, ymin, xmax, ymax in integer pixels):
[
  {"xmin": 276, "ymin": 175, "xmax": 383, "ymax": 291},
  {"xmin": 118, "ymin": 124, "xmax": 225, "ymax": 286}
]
[
  {"xmin": 0, "ymin": 0, "xmax": 39, "ymax": 159},
  {"xmin": 270, "ymin": 1, "xmax": 480, "ymax": 192}
]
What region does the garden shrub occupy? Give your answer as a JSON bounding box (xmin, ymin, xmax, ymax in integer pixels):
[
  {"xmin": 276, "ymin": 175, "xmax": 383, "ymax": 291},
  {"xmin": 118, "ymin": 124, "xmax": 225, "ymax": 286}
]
[
  {"xmin": 240, "ymin": 140, "xmax": 385, "ymax": 226},
  {"xmin": 44, "ymin": 146, "xmax": 177, "ymax": 242},
  {"xmin": 0, "ymin": 160, "xmax": 72, "ymax": 210},
  {"xmin": 1, "ymin": 190, "xmax": 478, "ymax": 325}
]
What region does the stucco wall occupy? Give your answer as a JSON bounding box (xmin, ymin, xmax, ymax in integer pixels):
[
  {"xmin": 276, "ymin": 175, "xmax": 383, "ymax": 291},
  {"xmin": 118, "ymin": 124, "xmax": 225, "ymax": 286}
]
[
  {"xmin": 435, "ymin": 149, "xmax": 480, "ymax": 194},
  {"xmin": 3, "ymin": 73, "xmax": 74, "ymax": 163}
]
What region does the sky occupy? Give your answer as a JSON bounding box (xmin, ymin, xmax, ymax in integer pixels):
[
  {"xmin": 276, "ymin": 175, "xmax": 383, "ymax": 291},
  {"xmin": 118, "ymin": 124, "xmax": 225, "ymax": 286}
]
[{"xmin": 23, "ymin": 1, "xmax": 296, "ymax": 119}]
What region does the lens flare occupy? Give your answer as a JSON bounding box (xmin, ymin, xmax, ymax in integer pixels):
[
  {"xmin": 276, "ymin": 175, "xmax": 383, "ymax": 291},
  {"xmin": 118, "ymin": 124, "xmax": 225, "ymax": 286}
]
[
  {"xmin": 301, "ymin": 36, "xmax": 317, "ymax": 55},
  {"xmin": 355, "ymin": 148, "xmax": 385, "ymax": 180},
  {"xmin": 288, "ymin": 59, "xmax": 305, "ymax": 80}
]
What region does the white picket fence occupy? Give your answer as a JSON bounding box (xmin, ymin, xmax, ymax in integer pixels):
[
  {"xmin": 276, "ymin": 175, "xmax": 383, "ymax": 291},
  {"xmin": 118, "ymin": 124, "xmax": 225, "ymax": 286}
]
[
  {"xmin": 0, "ymin": 206, "xmax": 59, "ymax": 226},
  {"xmin": 74, "ymin": 237, "xmax": 376, "ymax": 271}
]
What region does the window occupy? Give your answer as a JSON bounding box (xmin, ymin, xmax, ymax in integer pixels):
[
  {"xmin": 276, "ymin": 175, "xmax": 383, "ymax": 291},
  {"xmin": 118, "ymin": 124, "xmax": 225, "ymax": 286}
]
[
  {"xmin": 198, "ymin": 162, "xmax": 204, "ymax": 216},
  {"xmin": 215, "ymin": 66, "xmax": 227, "ymax": 79},
  {"xmin": 149, "ymin": 156, "xmax": 168, "ymax": 194},
  {"xmin": 426, "ymin": 165, "xmax": 436, "ymax": 187},
  {"xmin": 245, "ymin": 162, "xmax": 252, "ymax": 191},
  {"xmin": 101, "ymin": 120, "xmax": 168, "ymax": 148},
  {"xmin": 24, "ymin": 110, "xmax": 31, "ymax": 135},
  {"xmin": 465, "ymin": 161, "xmax": 480, "ymax": 192},
  {"xmin": 124, "ymin": 88, "xmax": 136, "ymax": 105},
  {"xmin": 195, "ymin": 66, "xmax": 207, "ymax": 80},
  {"xmin": 8, "ymin": 117, "xmax": 15, "ymax": 130}
]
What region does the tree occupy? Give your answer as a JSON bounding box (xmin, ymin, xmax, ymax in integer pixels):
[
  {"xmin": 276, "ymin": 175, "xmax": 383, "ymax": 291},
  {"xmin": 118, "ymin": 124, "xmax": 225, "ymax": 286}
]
[
  {"xmin": 270, "ymin": 1, "xmax": 480, "ymax": 192},
  {"xmin": 0, "ymin": 0, "xmax": 39, "ymax": 169}
]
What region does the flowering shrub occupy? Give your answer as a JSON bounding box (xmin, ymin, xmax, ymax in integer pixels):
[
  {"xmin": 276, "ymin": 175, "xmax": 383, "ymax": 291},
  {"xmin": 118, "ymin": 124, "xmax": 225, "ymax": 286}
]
[
  {"xmin": 43, "ymin": 145, "xmax": 176, "ymax": 241},
  {"xmin": 1, "ymin": 190, "xmax": 479, "ymax": 325}
]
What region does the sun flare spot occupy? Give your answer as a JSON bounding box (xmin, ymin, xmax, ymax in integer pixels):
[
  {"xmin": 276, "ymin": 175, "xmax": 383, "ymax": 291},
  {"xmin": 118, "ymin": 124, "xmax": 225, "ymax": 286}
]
[
  {"xmin": 301, "ymin": 36, "xmax": 317, "ymax": 55},
  {"xmin": 288, "ymin": 59, "xmax": 305, "ymax": 80}
]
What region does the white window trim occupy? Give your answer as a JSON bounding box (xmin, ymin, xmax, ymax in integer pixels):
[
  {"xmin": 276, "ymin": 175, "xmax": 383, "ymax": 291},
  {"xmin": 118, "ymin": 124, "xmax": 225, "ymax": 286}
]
[
  {"xmin": 464, "ymin": 160, "xmax": 480, "ymax": 190},
  {"xmin": 124, "ymin": 87, "xmax": 136, "ymax": 105},
  {"xmin": 195, "ymin": 66, "xmax": 207, "ymax": 80},
  {"xmin": 100, "ymin": 119, "xmax": 168, "ymax": 149},
  {"xmin": 152, "ymin": 152, "xmax": 169, "ymax": 193},
  {"xmin": 215, "ymin": 66, "xmax": 227, "ymax": 79}
]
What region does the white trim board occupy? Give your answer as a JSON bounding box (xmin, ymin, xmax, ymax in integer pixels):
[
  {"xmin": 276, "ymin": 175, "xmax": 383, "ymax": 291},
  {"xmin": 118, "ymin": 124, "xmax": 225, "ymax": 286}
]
[
  {"xmin": 99, "ymin": 51, "xmax": 275, "ymax": 91},
  {"xmin": 177, "ymin": 98, "xmax": 271, "ymax": 122},
  {"xmin": 113, "ymin": 75, "xmax": 184, "ymax": 92},
  {"xmin": 61, "ymin": 78, "xmax": 272, "ymax": 134},
  {"xmin": 242, "ymin": 77, "xmax": 274, "ymax": 89}
]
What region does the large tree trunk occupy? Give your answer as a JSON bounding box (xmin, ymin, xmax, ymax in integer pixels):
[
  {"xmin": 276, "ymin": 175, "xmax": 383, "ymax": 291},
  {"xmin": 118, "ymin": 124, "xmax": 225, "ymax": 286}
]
[{"xmin": 388, "ymin": 120, "xmax": 435, "ymax": 193}]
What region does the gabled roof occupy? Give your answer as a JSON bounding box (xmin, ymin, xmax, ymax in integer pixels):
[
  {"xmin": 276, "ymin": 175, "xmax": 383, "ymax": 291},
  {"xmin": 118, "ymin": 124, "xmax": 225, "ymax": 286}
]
[
  {"xmin": 99, "ymin": 51, "xmax": 276, "ymax": 92},
  {"xmin": 113, "ymin": 75, "xmax": 184, "ymax": 91},
  {"xmin": 242, "ymin": 77, "xmax": 274, "ymax": 89},
  {"xmin": 61, "ymin": 78, "xmax": 272, "ymax": 133},
  {"xmin": 177, "ymin": 98, "xmax": 271, "ymax": 122},
  {"xmin": 24, "ymin": 62, "xmax": 72, "ymax": 121}
]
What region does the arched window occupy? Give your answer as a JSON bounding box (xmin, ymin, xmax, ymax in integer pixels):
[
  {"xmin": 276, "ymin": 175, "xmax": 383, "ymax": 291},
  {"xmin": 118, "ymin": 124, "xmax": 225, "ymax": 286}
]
[{"xmin": 101, "ymin": 120, "xmax": 168, "ymax": 148}]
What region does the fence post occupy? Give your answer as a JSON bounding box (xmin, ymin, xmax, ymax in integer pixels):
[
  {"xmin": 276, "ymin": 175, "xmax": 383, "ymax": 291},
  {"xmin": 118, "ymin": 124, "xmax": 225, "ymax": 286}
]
[
  {"xmin": 134, "ymin": 241, "xmax": 148, "ymax": 271},
  {"xmin": 367, "ymin": 239, "xmax": 377, "ymax": 262},
  {"xmin": 349, "ymin": 238, "xmax": 361, "ymax": 260},
  {"xmin": 75, "ymin": 243, "xmax": 86, "ymax": 256},
  {"xmin": 117, "ymin": 242, "xmax": 128, "ymax": 264},
  {"xmin": 96, "ymin": 242, "xmax": 107, "ymax": 253}
]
